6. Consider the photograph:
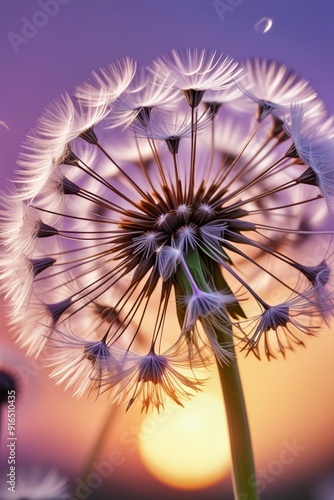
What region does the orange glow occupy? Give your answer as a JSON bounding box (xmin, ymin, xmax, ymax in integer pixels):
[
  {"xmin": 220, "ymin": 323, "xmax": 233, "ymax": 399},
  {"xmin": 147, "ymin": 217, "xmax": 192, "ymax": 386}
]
[{"xmin": 138, "ymin": 393, "xmax": 230, "ymax": 490}]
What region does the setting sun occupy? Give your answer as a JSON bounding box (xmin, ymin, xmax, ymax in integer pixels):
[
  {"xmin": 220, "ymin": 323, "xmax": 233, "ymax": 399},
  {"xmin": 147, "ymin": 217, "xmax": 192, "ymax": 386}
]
[{"xmin": 138, "ymin": 393, "xmax": 231, "ymax": 490}]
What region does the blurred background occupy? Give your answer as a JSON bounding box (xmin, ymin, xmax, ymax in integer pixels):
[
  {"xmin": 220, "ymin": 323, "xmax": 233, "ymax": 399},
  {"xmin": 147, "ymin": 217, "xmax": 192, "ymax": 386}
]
[{"xmin": 1, "ymin": 1, "xmax": 334, "ymax": 498}]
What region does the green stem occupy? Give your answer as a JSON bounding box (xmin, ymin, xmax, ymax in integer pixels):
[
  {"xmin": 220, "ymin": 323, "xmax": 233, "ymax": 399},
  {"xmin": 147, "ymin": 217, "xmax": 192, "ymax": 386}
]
[
  {"xmin": 212, "ymin": 261, "xmax": 258, "ymax": 499},
  {"xmin": 216, "ymin": 337, "xmax": 258, "ymax": 500},
  {"xmin": 176, "ymin": 250, "xmax": 258, "ymax": 499}
]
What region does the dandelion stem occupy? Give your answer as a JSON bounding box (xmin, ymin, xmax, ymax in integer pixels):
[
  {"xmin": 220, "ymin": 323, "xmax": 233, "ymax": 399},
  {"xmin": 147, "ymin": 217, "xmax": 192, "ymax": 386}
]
[
  {"xmin": 212, "ymin": 263, "xmax": 258, "ymax": 500},
  {"xmin": 177, "ymin": 250, "xmax": 258, "ymax": 498},
  {"xmin": 216, "ymin": 342, "xmax": 258, "ymax": 499}
]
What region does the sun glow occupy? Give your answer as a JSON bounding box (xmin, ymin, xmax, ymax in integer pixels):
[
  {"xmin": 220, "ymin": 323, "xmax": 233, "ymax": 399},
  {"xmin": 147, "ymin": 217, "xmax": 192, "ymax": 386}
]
[{"xmin": 138, "ymin": 392, "xmax": 231, "ymax": 490}]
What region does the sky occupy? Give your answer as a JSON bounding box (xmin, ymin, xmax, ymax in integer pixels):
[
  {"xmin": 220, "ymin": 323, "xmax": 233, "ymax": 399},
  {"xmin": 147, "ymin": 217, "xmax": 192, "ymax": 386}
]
[{"xmin": 1, "ymin": 1, "xmax": 334, "ymax": 499}]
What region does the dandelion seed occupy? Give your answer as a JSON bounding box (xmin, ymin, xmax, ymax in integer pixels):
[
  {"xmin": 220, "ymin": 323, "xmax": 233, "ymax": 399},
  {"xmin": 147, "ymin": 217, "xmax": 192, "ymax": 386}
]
[
  {"xmin": 0, "ymin": 465, "xmax": 70, "ymax": 500},
  {"xmin": 238, "ymin": 59, "xmax": 317, "ymax": 121},
  {"xmin": 108, "ymin": 66, "xmax": 182, "ymax": 128},
  {"xmin": 0, "ymin": 48, "xmax": 333, "ymax": 412},
  {"xmin": 284, "ymin": 104, "xmax": 334, "ymax": 211},
  {"xmin": 254, "ymin": 17, "xmax": 273, "ymax": 35},
  {"xmin": 102, "ymin": 342, "xmax": 206, "ymax": 412},
  {"xmin": 242, "ymin": 295, "xmax": 319, "ymax": 359},
  {"xmin": 0, "ymin": 120, "xmax": 9, "ymax": 130},
  {"xmin": 75, "ymin": 57, "xmax": 136, "ymax": 107},
  {"xmin": 151, "ymin": 48, "xmax": 241, "ymax": 107},
  {"xmin": 47, "ymin": 329, "xmax": 114, "ymax": 397}
]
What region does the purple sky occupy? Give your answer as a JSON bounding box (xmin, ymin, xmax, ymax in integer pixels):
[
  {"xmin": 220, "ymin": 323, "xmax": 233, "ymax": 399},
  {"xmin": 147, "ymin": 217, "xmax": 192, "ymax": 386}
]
[{"xmin": 1, "ymin": 0, "xmax": 334, "ymax": 185}]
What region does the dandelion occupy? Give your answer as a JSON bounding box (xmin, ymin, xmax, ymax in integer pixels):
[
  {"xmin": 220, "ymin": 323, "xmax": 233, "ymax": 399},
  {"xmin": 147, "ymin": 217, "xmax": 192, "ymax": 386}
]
[
  {"xmin": 0, "ymin": 369, "xmax": 18, "ymax": 404},
  {"xmin": 1, "ymin": 48, "xmax": 333, "ymax": 500},
  {"xmin": 0, "ymin": 465, "xmax": 70, "ymax": 500}
]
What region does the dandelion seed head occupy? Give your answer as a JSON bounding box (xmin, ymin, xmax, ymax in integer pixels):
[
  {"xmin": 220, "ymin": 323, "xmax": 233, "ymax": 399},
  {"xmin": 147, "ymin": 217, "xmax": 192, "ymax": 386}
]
[{"xmin": 0, "ymin": 48, "xmax": 333, "ymax": 410}]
